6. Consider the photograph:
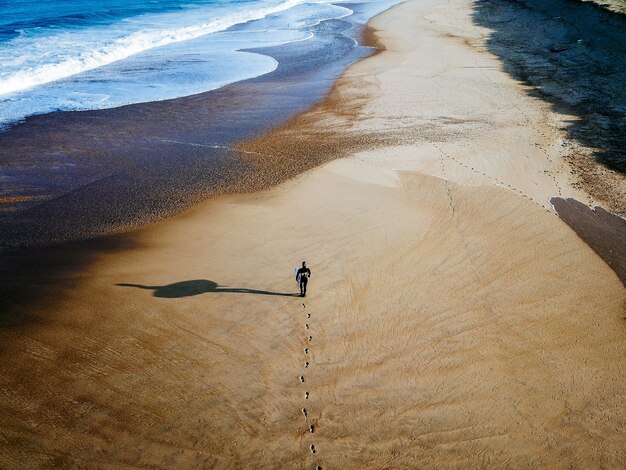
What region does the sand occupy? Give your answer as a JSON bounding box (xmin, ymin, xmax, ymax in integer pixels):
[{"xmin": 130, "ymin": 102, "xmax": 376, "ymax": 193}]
[{"xmin": 1, "ymin": 0, "xmax": 624, "ymax": 468}]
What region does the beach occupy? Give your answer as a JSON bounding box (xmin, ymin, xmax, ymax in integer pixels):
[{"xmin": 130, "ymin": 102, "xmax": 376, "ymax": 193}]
[{"xmin": 1, "ymin": 0, "xmax": 625, "ymax": 468}]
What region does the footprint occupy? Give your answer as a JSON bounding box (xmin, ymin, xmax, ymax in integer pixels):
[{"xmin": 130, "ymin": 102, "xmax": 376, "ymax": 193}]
[
  {"xmin": 304, "ymin": 348, "xmax": 309, "ymax": 354},
  {"xmin": 304, "ymin": 361, "xmax": 309, "ymax": 368},
  {"xmin": 308, "ymin": 336, "xmax": 312, "ymax": 342},
  {"xmin": 310, "ymin": 444, "xmax": 316, "ymax": 454},
  {"xmin": 300, "ymin": 375, "xmax": 305, "ymax": 383},
  {"xmin": 309, "ymin": 424, "xmax": 315, "ymax": 433},
  {"xmin": 304, "ymin": 391, "xmax": 309, "ymax": 399},
  {"xmin": 302, "ymin": 408, "xmax": 307, "ymax": 418},
  {"xmin": 305, "ymin": 324, "xmax": 309, "ymax": 329},
  {"xmin": 317, "ymin": 466, "xmax": 322, "ymax": 470},
  {"xmin": 302, "ymin": 304, "xmax": 306, "ymax": 308},
  {"xmin": 307, "ymin": 313, "xmax": 311, "ymax": 318}
]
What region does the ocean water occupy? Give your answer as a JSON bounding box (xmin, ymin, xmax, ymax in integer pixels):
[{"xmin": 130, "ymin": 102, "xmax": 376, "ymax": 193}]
[{"xmin": 0, "ymin": 0, "xmax": 396, "ymax": 128}]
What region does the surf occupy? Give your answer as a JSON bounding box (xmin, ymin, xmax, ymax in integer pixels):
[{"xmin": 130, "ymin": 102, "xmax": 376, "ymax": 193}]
[{"xmin": 0, "ymin": 0, "xmax": 315, "ymax": 97}]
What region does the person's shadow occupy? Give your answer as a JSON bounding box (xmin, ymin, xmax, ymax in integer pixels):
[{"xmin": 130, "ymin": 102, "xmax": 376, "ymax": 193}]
[{"xmin": 115, "ymin": 279, "xmax": 300, "ymax": 298}]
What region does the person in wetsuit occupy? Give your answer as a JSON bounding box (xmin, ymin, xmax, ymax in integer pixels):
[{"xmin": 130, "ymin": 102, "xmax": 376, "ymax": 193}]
[{"xmin": 296, "ymin": 261, "xmax": 311, "ymax": 297}]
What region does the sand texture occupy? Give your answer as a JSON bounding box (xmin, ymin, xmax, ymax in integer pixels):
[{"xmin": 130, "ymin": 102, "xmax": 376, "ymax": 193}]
[{"xmin": 1, "ymin": 0, "xmax": 625, "ymax": 468}]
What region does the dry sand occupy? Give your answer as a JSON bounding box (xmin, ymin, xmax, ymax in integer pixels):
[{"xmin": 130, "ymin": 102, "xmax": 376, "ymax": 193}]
[{"xmin": 1, "ymin": 0, "xmax": 625, "ymax": 468}]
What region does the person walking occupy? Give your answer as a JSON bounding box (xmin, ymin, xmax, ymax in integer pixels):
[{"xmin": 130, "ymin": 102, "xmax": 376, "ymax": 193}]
[{"xmin": 296, "ymin": 261, "xmax": 311, "ymax": 297}]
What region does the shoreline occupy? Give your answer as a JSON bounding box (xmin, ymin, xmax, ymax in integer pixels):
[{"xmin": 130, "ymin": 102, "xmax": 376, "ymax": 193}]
[
  {"xmin": 1, "ymin": 0, "xmax": 625, "ymax": 467},
  {"xmin": 0, "ymin": 1, "xmax": 384, "ymax": 249}
]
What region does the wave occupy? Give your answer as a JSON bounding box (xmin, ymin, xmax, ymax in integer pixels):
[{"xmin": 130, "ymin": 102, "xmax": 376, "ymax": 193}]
[
  {"xmin": 0, "ymin": 0, "xmax": 313, "ymax": 97},
  {"xmin": 1, "ymin": 11, "xmax": 124, "ymax": 34}
]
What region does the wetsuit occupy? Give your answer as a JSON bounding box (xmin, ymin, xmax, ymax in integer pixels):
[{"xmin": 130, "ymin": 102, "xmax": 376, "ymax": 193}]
[{"xmin": 296, "ymin": 267, "xmax": 311, "ymax": 296}]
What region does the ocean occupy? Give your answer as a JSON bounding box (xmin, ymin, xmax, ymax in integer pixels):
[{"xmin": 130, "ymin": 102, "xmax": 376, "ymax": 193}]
[{"xmin": 0, "ymin": 0, "xmax": 397, "ymax": 129}]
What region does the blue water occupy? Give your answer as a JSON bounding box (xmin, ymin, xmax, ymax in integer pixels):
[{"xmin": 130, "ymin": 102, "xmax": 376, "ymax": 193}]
[{"xmin": 0, "ymin": 0, "xmax": 396, "ymax": 128}]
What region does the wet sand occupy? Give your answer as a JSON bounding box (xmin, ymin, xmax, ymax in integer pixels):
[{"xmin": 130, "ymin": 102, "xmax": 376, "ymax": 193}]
[
  {"xmin": 0, "ymin": 9, "xmax": 374, "ymax": 248},
  {"xmin": 1, "ymin": 0, "xmax": 625, "ymax": 468}
]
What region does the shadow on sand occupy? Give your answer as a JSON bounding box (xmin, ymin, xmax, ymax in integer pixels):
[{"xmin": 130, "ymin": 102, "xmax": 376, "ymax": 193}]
[
  {"xmin": 551, "ymin": 197, "xmax": 626, "ymax": 286},
  {"xmin": 116, "ymin": 279, "xmax": 300, "ymax": 298},
  {"xmin": 472, "ymin": 0, "xmax": 626, "ymax": 173}
]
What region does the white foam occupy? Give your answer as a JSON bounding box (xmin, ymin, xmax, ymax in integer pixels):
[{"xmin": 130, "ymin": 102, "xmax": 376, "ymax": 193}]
[{"xmin": 0, "ymin": 0, "xmax": 314, "ymax": 97}]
